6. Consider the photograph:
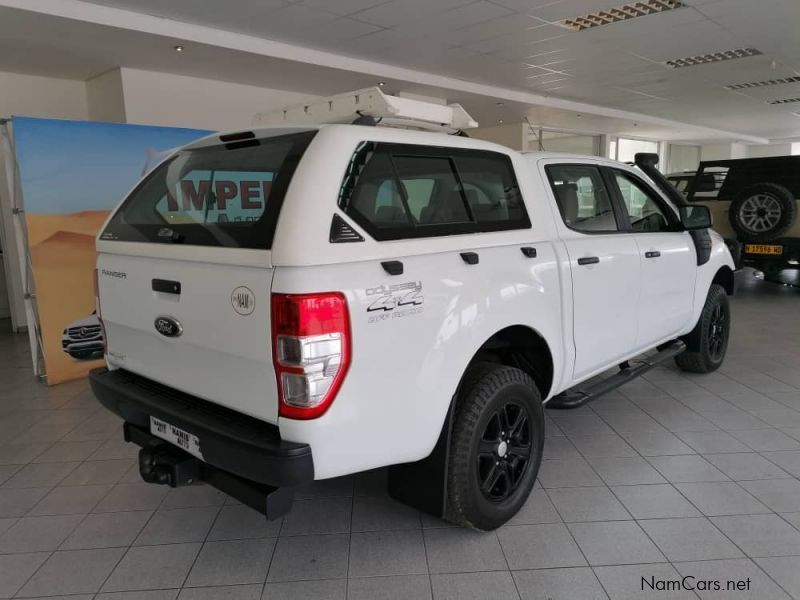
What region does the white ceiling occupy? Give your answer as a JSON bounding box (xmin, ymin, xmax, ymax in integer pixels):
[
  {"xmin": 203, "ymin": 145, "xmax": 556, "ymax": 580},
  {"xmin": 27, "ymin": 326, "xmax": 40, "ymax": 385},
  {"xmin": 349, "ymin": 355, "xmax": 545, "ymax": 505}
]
[{"xmin": 2, "ymin": 0, "xmax": 799, "ymax": 142}]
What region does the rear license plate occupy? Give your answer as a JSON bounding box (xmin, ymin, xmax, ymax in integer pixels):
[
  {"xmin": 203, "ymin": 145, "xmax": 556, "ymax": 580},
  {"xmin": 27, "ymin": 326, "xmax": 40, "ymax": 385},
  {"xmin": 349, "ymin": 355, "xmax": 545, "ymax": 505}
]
[
  {"xmin": 744, "ymin": 244, "xmax": 783, "ymax": 256},
  {"xmin": 150, "ymin": 416, "xmax": 204, "ymax": 460}
]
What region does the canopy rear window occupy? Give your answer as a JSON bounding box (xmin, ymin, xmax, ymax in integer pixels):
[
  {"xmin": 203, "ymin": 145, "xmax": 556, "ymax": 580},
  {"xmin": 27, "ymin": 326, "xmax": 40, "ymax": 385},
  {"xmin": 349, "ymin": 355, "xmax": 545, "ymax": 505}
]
[{"xmin": 101, "ymin": 131, "xmax": 315, "ymax": 249}]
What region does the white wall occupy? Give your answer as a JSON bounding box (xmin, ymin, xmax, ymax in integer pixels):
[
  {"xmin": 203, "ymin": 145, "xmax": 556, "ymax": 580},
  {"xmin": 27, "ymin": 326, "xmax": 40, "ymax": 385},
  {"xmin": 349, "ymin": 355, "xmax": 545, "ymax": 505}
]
[
  {"xmin": 119, "ymin": 68, "xmax": 316, "ymax": 131},
  {"xmin": 700, "ymin": 143, "xmax": 747, "ymax": 161},
  {"xmin": 471, "ymin": 123, "xmax": 526, "ymax": 150},
  {"xmin": 746, "ymin": 143, "xmax": 793, "ymax": 158},
  {"xmin": 0, "ymin": 71, "xmax": 88, "ymax": 120},
  {"xmin": 86, "ymin": 69, "xmax": 126, "ymax": 123}
]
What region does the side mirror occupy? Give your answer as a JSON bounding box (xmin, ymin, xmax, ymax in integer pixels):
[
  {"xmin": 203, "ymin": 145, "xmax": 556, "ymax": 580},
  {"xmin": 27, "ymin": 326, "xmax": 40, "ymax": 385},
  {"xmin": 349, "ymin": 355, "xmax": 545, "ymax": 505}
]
[{"xmin": 679, "ymin": 205, "xmax": 712, "ymax": 230}]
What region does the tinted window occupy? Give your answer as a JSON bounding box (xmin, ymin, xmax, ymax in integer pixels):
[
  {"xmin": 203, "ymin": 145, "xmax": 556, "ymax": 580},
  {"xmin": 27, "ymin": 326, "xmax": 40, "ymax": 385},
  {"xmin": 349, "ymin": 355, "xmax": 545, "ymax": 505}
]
[
  {"xmin": 101, "ymin": 131, "xmax": 315, "ymax": 249},
  {"xmin": 339, "ymin": 143, "xmax": 530, "ymax": 240},
  {"xmin": 547, "ymin": 165, "xmax": 619, "ymax": 232},
  {"xmin": 613, "ymin": 172, "xmax": 674, "ymax": 232}
]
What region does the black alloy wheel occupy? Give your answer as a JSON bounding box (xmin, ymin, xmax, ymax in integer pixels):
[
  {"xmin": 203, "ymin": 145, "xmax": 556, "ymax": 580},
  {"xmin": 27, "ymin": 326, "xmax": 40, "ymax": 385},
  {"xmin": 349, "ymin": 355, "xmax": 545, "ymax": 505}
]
[{"xmin": 476, "ymin": 401, "xmax": 532, "ymax": 502}]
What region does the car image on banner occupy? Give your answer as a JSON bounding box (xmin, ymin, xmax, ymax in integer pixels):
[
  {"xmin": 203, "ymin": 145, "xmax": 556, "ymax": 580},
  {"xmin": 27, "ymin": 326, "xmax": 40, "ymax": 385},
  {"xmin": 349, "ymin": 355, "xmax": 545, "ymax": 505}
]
[{"xmin": 12, "ymin": 117, "xmax": 211, "ymax": 384}]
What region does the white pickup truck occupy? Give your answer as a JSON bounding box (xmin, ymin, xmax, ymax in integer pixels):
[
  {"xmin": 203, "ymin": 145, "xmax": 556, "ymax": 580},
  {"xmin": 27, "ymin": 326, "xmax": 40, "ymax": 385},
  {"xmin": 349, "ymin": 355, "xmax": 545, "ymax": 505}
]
[{"xmin": 89, "ymin": 93, "xmax": 735, "ymax": 530}]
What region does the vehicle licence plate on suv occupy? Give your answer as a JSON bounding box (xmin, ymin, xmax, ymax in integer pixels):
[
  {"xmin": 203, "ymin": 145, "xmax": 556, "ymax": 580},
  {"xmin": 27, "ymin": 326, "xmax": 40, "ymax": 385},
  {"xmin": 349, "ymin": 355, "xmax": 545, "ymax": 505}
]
[
  {"xmin": 744, "ymin": 244, "xmax": 783, "ymax": 255},
  {"xmin": 150, "ymin": 416, "xmax": 204, "ymax": 460}
]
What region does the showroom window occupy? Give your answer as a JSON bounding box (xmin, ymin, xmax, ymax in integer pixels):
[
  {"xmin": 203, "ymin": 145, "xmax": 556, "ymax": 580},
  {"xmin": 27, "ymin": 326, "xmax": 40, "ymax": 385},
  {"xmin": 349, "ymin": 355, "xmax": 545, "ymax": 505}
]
[
  {"xmin": 546, "ymin": 164, "xmax": 620, "ymax": 233},
  {"xmin": 339, "ymin": 143, "xmax": 530, "ymax": 240}
]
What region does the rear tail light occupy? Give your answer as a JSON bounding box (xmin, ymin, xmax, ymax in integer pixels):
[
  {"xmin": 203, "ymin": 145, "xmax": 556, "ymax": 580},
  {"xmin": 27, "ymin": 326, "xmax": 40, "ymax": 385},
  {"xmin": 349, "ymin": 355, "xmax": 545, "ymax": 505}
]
[
  {"xmin": 271, "ymin": 292, "xmax": 351, "ymax": 420},
  {"xmin": 93, "ymin": 268, "xmax": 108, "ymax": 355}
]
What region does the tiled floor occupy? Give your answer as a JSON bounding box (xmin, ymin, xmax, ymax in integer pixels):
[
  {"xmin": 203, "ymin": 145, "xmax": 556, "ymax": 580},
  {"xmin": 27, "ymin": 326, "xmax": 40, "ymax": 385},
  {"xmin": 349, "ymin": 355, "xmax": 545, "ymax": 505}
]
[{"xmin": 1, "ymin": 272, "xmax": 799, "ymax": 599}]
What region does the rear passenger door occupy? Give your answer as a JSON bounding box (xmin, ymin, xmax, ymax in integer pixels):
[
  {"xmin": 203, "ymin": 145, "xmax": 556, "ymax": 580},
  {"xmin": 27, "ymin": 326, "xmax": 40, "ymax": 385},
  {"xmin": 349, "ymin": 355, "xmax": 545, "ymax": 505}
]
[
  {"xmin": 609, "ymin": 169, "xmax": 696, "ymax": 346},
  {"xmin": 545, "ymin": 163, "xmax": 641, "ymax": 381}
]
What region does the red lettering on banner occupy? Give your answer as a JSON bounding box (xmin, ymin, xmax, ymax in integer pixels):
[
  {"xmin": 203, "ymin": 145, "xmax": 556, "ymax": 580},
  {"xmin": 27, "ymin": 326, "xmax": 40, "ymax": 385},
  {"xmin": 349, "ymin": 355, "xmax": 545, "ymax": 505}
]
[
  {"xmin": 241, "ymin": 181, "xmax": 262, "ymax": 209},
  {"xmin": 180, "ymin": 180, "xmax": 210, "ymax": 211},
  {"xmin": 262, "ymin": 181, "xmax": 273, "ymax": 202},
  {"xmin": 214, "ymin": 180, "xmax": 237, "ymax": 210}
]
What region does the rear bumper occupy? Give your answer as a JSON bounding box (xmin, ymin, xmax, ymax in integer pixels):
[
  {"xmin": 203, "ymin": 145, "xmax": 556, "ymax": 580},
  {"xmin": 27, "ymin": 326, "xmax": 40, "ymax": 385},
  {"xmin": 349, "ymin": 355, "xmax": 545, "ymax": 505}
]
[
  {"xmin": 740, "ymin": 238, "xmax": 800, "ymax": 270},
  {"xmin": 89, "ymin": 367, "xmax": 314, "ymax": 487}
]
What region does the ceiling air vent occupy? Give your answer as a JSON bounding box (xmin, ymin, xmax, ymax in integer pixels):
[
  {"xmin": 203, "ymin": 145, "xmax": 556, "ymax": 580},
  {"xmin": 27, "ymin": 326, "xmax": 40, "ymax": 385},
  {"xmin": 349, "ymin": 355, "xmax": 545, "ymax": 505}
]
[
  {"xmin": 726, "ymin": 76, "xmax": 800, "ymax": 90},
  {"xmin": 560, "ymin": 0, "xmax": 684, "ymax": 32},
  {"xmin": 768, "ymin": 97, "xmax": 800, "ymax": 105},
  {"xmin": 665, "ymin": 48, "xmax": 762, "ymax": 68}
]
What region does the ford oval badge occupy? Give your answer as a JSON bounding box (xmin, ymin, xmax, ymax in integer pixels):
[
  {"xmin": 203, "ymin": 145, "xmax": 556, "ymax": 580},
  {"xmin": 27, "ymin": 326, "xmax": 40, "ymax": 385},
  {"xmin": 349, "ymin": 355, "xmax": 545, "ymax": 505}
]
[{"xmin": 154, "ymin": 315, "xmax": 183, "ymax": 338}]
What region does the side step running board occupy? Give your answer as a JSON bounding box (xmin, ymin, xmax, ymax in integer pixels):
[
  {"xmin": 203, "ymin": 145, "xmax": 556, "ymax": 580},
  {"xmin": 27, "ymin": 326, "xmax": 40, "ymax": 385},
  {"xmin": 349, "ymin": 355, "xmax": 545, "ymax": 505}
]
[{"xmin": 547, "ymin": 340, "xmax": 686, "ymax": 410}]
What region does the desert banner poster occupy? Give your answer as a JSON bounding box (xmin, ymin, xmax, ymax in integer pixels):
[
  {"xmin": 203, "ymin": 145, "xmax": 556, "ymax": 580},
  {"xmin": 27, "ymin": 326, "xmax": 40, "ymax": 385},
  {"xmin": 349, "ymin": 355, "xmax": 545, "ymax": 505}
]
[{"xmin": 13, "ymin": 117, "xmax": 210, "ymax": 384}]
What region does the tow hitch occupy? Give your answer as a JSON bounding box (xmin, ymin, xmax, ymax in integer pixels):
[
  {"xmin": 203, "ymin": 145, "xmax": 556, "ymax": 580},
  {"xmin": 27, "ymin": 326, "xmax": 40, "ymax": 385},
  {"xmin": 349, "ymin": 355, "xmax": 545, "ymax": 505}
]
[{"xmin": 127, "ymin": 423, "xmax": 295, "ymax": 520}]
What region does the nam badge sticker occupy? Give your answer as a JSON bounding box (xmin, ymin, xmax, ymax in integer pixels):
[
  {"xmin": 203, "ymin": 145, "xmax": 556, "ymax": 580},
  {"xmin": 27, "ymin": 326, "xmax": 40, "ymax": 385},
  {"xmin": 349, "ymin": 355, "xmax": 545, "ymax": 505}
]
[{"xmin": 231, "ymin": 286, "xmax": 255, "ymax": 316}]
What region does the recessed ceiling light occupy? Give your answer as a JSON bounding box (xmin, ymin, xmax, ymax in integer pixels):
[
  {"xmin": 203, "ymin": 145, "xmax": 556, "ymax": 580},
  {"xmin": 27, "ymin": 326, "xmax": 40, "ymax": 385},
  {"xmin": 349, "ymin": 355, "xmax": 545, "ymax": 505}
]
[
  {"xmin": 559, "ymin": 0, "xmax": 684, "ymax": 32},
  {"xmin": 768, "ymin": 97, "xmax": 800, "ymax": 105},
  {"xmin": 498, "ymin": 119, "xmax": 504, "ymax": 124},
  {"xmin": 378, "ymin": 81, "xmax": 386, "ymax": 86},
  {"xmin": 496, "ymin": 102, "xmax": 505, "ymax": 107},
  {"xmin": 725, "ymin": 75, "xmax": 800, "ymax": 90},
  {"xmin": 173, "ymin": 45, "xmax": 185, "ymax": 52},
  {"xmin": 665, "ymin": 48, "xmax": 762, "ymax": 68}
]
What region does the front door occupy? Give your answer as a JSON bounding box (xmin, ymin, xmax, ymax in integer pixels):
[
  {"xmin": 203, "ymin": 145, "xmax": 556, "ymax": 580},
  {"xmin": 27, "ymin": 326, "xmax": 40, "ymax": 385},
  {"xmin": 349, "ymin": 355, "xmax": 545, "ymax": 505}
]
[{"xmin": 544, "ymin": 163, "xmax": 641, "ymax": 381}]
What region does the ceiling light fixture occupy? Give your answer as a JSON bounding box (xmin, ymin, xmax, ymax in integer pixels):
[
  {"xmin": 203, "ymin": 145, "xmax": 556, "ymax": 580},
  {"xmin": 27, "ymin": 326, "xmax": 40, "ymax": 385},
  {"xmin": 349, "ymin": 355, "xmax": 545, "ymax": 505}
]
[
  {"xmin": 725, "ymin": 75, "xmax": 800, "ymax": 90},
  {"xmin": 173, "ymin": 45, "xmax": 185, "ymax": 52},
  {"xmin": 768, "ymin": 97, "xmax": 800, "ymax": 105},
  {"xmin": 377, "ymin": 81, "xmax": 386, "ymax": 86},
  {"xmin": 665, "ymin": 47, "xmax": 762, "ymax": 68},
  {"xmin": 559, "ymin": 0, "xmax": 684, "ymax": 32}
]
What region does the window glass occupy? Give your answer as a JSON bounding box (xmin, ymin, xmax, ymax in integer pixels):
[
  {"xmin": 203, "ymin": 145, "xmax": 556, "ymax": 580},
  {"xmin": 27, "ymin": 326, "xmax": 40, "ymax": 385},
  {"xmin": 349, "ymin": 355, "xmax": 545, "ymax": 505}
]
[
  {"xmin": 101, "ymin": 132, "xmax": 315, "ymax": 248},
  {"xmin": 691, "ymin": 167, "xmax": 729, "ymax": 199},
  {"xmin": 340, "ymin": 144, "xmax": 530, "ymax": 240},
  {"xmin": 547, "ymin": 165, "xmax": 619, "ymax": 232},
  {"xmin": 614, "ymin": 172, "xmax": 673, "ymax": 232}
]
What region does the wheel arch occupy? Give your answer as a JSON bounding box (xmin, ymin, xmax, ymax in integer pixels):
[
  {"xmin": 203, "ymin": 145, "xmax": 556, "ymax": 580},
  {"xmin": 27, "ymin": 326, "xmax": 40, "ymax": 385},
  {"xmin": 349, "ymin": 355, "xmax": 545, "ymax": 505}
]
[
  {"xmin": 461, "ymin": 325, "xmax": 555, "ymax": 400},
  {"xmin": 712, "ymin": 265, "xmax": 735, "ymax": 296}
]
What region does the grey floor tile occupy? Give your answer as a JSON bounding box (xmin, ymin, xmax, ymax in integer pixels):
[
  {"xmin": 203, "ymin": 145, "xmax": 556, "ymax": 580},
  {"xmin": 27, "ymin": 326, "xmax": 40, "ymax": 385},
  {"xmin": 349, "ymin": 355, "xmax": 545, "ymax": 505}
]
[
  {"xmin": 295, "ymin": 476, "xmax": 354, "ymax": 500},
  {"xmin": 504, "ymin": 489, "xmax": 560, "ymax": 526},
  {"xmin": 2, "ymin": 461, "xmax": 79, "ymax": 488},
  {"xmin": 542, "ymin": 435, "xmax": 581, "ymax": 460},
  {"xmin": 18, "ymin": 547, "xmax": 126, "ymax": 597},
  {"xmin": 353, "ymin": 468, "xmax": 387, "ymax": 497},
  {"xmin": 280, "ymin": 497, "xmax": 351, "ymax": 536},
  {"xmin": 350, "ymin": 574, "xmax": 432, "ymax": 600},
  {"xmin": 267, "ymin": 533, "xmax": 349, "ymax": 582},
  {"xmin": 431, "ymin": 571, "xmax": 516, "ymax": 600},
  {"xmin": 29, "ymin": 484, "xmax": 111, "ymax": 515},
  {"xmin": 711, "ymin": 514, "xmax": 800, "ymax": 557},
  {"xmin": 0, "ymin": 486, "xmax": 49, "ymax": 517},
  {"xmin": 647, "ymin": 455, "xmax": 729, "ymax": 483},
  {"xmin": 731, "ymin": 429, "xmax": 800, "ymax": 452},
  {"xmin": 639, "ymin": 517, "xmax": 743, "ymax": 561},
  {"xmin": 612, "ymin": 484, "xmax": 701, "ymax": 519},
  {"xmin": 0, "ymin": 517, "xmax": 13, "ymax": 536},
  {"xmin": 588, "ymin": 457, "xmax": 666, "ymax": 486},
  {"xmin": 32, "ymin": 440, "xmax": 103, "ymax": 463},
  {"xmin": 88, "ymin": 437, "xmax": 140, "ymax": 461},
  {"xmin": 160, "ymin": 485, "xmax": 227, "ymax": 509},
  {"xmin": 537, "ymin": 458, "xmax": 603, "ymax": 488},
  {"xmin": 513, "ymin": 567, "xmax": 607, "ymax": 600},
  {"xmin": 0, "ymin": 551, "xmax": 50, "ymax": 598},
  {"xmin": 673, "ymin": 558, "xmax": 791, "ymax": 599},
  {"xmin": 208, "ymin": 504, "xmax": 282, "ymax": 541},
  {"xmin": 97, "ymin": 591, "xmax": 179, "ymax": 600},
  {"xmin": 498, "ymin": 523, "xmax": 586, "ymax": 570},
  {"xmin": 704, "ymin": 452, "xmax": 791, "ymax": 481},
  {"xmin": 619, "ymin": 430, "xmax": 695, "ymax": 456},
  {"xmin": 0, "ymin": 464, "xmax": 20, "ymax": 486},
  {"xmin": 102, "ymin": 543, "xmax": 202, "ymax": 592},
  {"xmin": 62, "ymin": 510, "xmax": 153, "ymax": 550},
  {"xmin": 569, "ymin": 434, "xmax": 638, "ymax": 458},
  {"xmin": 0, "ymin": 443, "xmax": 52, "ymax": 466},
  {"xmin": 739, "ymin": 478, "xmax": 800, "ymax": 513},
  {"xmin": 780, "ymin": 512, "xmax": 800, "ymax": 529},
  {"xmin": 547, "ymin": 486, "xmax": 629, "ymax": 522},
  {"xmin": 94, "ymin": 482, "xmax": 169, "ymax": 512},
  {"xmin": 698, "ymin": 410, "xmax": 770, "ymax": 431},
  {"xmin": 754, "ymin": 556, "xmax": 800, "ymax": 599},
  {"xmin": 675, "ymin": 481, "xmax": 771, "ymax": 516},
  {"xmin": 262, "ymin": 578, "xmax": 346, "ymax": 600},
  {"xmin": 761, "ymin": 450, "xmax": 800, "ymax": 478},
  {"xmin": 135, "ymin": 506, "xmax": 219, "ymax": 546},
  {"xmin": 178, "ymin": 584, "xmax": 262, "ymax": 600},
  {"xmin": 348, "ymin": 529, "xmax": 427, "ymax": 577},
  {"xmin": 594, "ymin": 563, "xmax": 696, "ymax": 599},
  {"xmin": 423, "ymin": 527, "xmax": 506, "ymax": 573},
  {"xmin": 550, "ymin": 415, "xmax": 615, "ymax": 437},
  {"xmin": 351, "ymin": 494, "xmax": 421, "ymax": 532},
  {"xmin": 0, "ymin": 513, "xmax": 82, "ymax": 552},
  {"xmin": 677, "ymin": 430, "xmax": 751, "ymax": 454},
  {"xmin": 568, "ymin": 521, "xmax": 665, "ymax": 566},
  {"xmin": 185, "ymin": 538, "xmax": 275, "ymax": 587},
  {"xmin": 60, "ymin": 459, "xmax": 133, "ymax": 486}
]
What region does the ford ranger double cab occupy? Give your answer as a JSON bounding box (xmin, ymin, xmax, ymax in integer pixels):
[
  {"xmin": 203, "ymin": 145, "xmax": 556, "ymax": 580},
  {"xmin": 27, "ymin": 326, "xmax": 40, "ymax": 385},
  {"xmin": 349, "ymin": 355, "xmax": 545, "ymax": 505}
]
[{"xmin": 89, "ymin": 90, "xmax": 735, "ymax": 530}]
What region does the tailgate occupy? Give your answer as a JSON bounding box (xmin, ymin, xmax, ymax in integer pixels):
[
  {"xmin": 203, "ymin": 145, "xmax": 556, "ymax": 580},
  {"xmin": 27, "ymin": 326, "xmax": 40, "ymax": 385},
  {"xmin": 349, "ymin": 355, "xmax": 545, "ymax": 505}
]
[{"xmin": 97, "ymin": 251, "xmax": 278, "ymax": 423}]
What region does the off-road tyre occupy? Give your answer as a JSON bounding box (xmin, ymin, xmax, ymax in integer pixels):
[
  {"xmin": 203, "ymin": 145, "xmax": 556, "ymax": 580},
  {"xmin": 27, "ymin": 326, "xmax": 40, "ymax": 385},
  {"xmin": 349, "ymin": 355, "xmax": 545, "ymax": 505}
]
[
  {"xmin": 675, "ymin": 283, "xmax": 730, "ymax": 373},
  {"xmin": 446, "ymin": 363, "xmax": 544, "ymax": 531},
  {"xmin": 729, "ymin": 183, "xmax": 797, "ymax": 243}
]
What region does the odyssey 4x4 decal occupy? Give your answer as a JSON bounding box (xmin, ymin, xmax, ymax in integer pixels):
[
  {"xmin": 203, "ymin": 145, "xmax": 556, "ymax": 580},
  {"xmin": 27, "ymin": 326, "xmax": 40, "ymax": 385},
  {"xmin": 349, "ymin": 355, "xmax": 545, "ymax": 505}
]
[{"xmin": 366, "ymin": 281, "xmax": 424, "ymax": 324}]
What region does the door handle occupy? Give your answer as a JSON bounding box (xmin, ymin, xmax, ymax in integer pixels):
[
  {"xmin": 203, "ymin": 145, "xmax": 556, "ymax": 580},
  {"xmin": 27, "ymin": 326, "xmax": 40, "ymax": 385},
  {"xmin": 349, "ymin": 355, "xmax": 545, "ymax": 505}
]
[
  {"xmin": 644, "ymin": 251, "xmax": 661, "ymax": 259},
  {"xmin": 152, "ymin": 279, "xmax": 181, "ymax": 295},
  {"xmin": 460, "ymin": 252, "xmax": 479, "ymax": 265},
  {"xmin": 520, "ymin": 246, "xmax": 537, "ymax": 258},
  {"xmin": 381, "ymin": 261, "xmax": 404, "ymax": 276},
  {"xmin": 577, "ymin": 256, "xmax": 600, "ymax": 266}
]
